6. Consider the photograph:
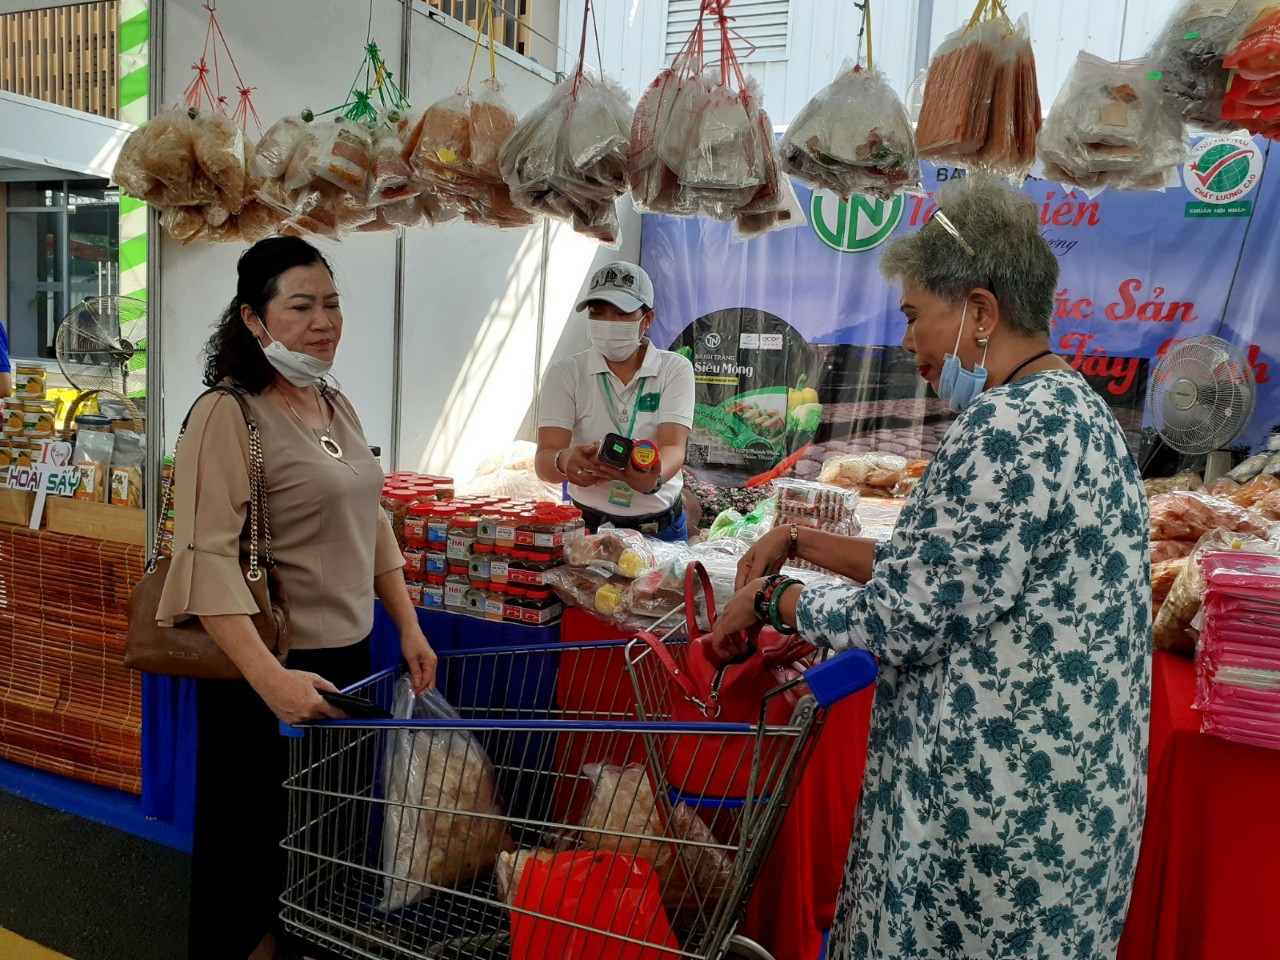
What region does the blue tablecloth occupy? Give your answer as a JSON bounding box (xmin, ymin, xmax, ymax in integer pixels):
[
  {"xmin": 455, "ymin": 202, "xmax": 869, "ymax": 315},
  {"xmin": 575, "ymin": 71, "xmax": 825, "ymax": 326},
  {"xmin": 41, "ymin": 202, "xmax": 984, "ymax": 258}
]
[{"xmin": 141, "ymin": 605, "xmax": 560, "ymax": 834}]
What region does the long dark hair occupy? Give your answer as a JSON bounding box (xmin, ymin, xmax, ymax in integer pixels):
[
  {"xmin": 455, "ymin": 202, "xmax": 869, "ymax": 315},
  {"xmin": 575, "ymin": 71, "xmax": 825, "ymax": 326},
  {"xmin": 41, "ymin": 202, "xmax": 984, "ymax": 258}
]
[{"xmin": 202, "ymin": 236, "xmax": 335, "ymax": 394}]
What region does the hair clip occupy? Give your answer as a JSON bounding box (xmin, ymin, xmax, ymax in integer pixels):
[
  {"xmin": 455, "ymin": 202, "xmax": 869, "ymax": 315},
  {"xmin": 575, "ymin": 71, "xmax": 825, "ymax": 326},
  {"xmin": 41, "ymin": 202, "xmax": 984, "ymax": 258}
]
[{"xmin": 930, "ymin": 210, "xmax": 976, "ymax": 257}]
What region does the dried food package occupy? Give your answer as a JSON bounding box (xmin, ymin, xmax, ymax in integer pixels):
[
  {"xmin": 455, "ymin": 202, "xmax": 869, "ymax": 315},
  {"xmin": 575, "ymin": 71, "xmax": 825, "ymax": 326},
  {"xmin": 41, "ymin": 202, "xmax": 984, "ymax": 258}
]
[
  {"xmin": 193, "ymin": 112, "xmax": 247, "ymax": 208},
  {"xmin": 469, "ymin": 78, "xmax": 519, "ymax": 181},
  {"xmin": 73, "ymin": 429, "xmax": 115, "ymax": 504},
  {"xmin": 565, "ymin": 528, "xmax": 658, "ymax": 578},
  {"xmin": 1145, "ymin": 469, "xmax": 1205, "ymax": 498},
  {"xmin": 629, "ymin": 68, "xmax": 684, "ymax": 212},
  {"xmin": 916, "ymin": 19, "xmax": 1002, "ymax": 159},
  {"xmin": 578, "ymin": 763, "xmax": 668, "ymax": 868},
  {"xmin": 315, "ymin": 120, "xmax": 373, "ymax": 200},
  {"xmin": 236, "ymin": 201, "xmax": 285, "ymax": 244},
  {"xmin": 250, "ymin": 115, "xmax": 310, "ymax": 181},
  {"xmin": 818, "ymin": 453, "xmax": 908, "ymax": 493},
  {"xmin": 1257, "ymin": 489, "xmax": 1280, "ymax": 520},
  {"xmin": 160, "ymin": 207, "xmax": 207, "ymax": 243},
  {"xmin": 1149, "ymin": 0, "xmax": 1262, "ymax": 131},
  {"xmin": 779, "ymin": 62, "xmax": 920, "ymax": 200},
  {"xmin": 500, "ymin": 69, "xmax": 633, "ymax": 245},
  {"xmin": 734, "ymin": 105, "xmax": 808, "ymax": 239},
  {"xmin": 369, "ymin": 124, "xmax": 417, "ymax": 205},
  {"xmin": 109, "ymin": 430, "xmax": 145, "ymax": 508},
  {"xmin": 281, "ymin": 184, "xmax": 341, "ymax": 240},
  {"xmin": 970, "ymin": 16, "xmax": 1041, "ymax": 175},
  {"xmin": 1148, "ymin": 491, "xmax": 1272, "ymax": 542},
  {"xmin": 1039, "ymin": 52, "xmax": 1189, "ymax": 192},
  {"xmin": 377, "ymin": 678, "xmax": 511, "ymax": 913},
  {"xmin": 281, "ymin": 126, "xmax": 324, "ymax": 194},
  {"xmin": 139, "ymin": 109, "xmax": 200, "ymax": 200},
  {"xmin": 112, "ymin": 125, "xmax": 158, "ymax": 200},
  {"xmin": 409, "ymin": 93, "xmax": 473, "ymax": 193},
  {"xmin": 1153, "ymin": 527, "xmax": 1271, "ymax": 654},
  {"xmin": 1151, "ymin": 557, "xmax": 1188, "ymax": 609},
  {"xmin": 1151, "ymin": 538, "xmax": 1198, "ymax": 564},
  {"xmin": 1224, "ymin": 5, "xmax": 1280, "ymax": 78}
]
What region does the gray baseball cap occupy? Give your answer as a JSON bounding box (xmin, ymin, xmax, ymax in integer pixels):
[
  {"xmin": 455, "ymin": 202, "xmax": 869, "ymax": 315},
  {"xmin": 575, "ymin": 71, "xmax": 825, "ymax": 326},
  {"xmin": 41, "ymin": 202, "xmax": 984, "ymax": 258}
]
[{"xmin": 575, "ymin": 261, "xmax": 654, "ymax": 314}]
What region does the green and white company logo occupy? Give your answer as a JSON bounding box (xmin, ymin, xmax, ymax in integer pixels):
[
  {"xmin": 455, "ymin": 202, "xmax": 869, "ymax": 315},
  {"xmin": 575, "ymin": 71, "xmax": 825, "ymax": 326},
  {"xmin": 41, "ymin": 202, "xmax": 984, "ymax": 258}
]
[
  {"xmin": 810, "ymin": 190, "xmax": 904, "ymax": 253},
  {"xmin": 1184, "ymin": 136, "xmax": 1263, "ymax": 218}
]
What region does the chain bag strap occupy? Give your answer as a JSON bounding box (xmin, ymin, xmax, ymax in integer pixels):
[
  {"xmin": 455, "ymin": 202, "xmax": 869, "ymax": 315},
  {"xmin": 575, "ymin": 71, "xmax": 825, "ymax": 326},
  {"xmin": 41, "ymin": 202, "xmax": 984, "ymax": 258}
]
[{"xmin": 128, "ymin": 385, "xmax": 290, "ymax": 679}]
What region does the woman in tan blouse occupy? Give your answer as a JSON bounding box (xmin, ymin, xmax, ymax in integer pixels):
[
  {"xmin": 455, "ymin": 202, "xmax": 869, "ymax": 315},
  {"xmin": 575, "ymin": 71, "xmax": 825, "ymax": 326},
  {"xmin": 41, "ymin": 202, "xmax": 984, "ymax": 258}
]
[{"xmin": 157, "ymin": 236, "xmax": 436, "ymax": 960}]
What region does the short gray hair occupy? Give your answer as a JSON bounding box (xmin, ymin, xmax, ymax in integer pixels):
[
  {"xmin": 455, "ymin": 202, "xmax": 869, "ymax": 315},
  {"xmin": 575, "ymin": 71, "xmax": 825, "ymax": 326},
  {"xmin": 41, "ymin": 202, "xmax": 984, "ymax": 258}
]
[{"xmin": 879, "ymin": 177, "xmax": 1059, "ymax": 337}]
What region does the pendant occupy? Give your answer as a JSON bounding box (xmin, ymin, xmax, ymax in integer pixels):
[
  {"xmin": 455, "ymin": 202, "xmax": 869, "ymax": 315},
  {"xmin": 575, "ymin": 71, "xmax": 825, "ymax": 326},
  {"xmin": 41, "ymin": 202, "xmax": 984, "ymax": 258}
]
[{"xmin": 319, "ymin": 434, "xmax": 343, "ymax": 459}]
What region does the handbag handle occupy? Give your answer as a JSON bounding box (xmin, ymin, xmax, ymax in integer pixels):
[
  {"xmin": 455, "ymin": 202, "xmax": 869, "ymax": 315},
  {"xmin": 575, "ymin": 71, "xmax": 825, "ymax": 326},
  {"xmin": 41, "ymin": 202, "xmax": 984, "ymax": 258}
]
[
  {"xmin": 684, "ymin": 560, "xmax": 816, "ymax": 668},
  {"xmin": 148, "ymin": 385, "xmax": 273, "ymax": 580}
]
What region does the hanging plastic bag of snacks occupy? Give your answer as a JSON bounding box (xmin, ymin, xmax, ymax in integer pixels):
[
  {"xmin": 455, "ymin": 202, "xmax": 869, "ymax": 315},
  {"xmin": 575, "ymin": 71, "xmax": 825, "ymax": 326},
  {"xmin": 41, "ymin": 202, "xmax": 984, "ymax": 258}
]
[
  {"xmin": 915, "ymin": 2, "xmax": 1041, "ymax": 177},
  {"xmin": 499, "ymin": 36, "xmax": 634, "ymax": 247},
  {"xmin": 1037, "ymin": 52, "xmax": 1189, "ymax": 193},
  {"xmin": 780, "ymin": 61, "xmax": 920, "ymax": 200},
  {"xmin": 1148, "ymin": 0, "xmax": 1263, "ymax": 132}
]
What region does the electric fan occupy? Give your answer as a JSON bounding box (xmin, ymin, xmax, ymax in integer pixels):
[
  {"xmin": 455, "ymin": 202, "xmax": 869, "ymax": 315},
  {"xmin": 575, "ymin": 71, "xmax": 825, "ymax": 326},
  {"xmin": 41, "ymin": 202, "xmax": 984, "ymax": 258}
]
[
  {"xmin": 1145, "ymin": 335, "xmax": 1255, "ymax": 477},
  {"xmin": 55, "ymin": 296, "xmax": 148, "ymax": 398}
]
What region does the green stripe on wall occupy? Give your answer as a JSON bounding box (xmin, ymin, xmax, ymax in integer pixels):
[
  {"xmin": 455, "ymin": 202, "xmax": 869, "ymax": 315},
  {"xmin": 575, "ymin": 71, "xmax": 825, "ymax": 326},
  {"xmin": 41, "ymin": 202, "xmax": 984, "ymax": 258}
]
[
  {"xmin": 119, "ymin": 10, "xmax": 148, "ymax": 51},
  {"xmin": 119, "ymin": 196, "xmax": 145, "ymax": 215},
  {"xmin": 119, "ymin": 66, "xmax": 149, "ymax": 108},
  {"xmin": 120, "ymin": 236, "xmax": 148, "ymax": 275}
]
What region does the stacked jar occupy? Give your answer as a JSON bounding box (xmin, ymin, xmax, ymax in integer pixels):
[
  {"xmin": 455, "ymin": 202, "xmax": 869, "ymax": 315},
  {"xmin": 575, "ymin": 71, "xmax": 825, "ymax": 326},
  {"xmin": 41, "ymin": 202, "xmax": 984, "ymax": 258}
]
[
  {"xmin": 402, "ymin": 500, "xmax": 431, "ymax": 593},
  {"xmin": 380, "ymin": 485, "xmax": 419, "ymax": 551}
]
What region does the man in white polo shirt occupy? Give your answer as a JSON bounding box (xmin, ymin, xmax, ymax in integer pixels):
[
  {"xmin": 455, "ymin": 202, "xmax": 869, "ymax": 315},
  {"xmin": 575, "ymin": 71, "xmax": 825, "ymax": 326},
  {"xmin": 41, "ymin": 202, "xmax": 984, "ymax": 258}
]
[{"xmin": 535, "ymin": 261, "xmax": 695, "ymax": 541}]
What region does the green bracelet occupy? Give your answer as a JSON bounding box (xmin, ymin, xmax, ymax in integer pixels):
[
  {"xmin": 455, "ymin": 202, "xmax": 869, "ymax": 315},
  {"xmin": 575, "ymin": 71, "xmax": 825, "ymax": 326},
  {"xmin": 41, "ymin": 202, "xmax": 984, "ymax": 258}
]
[{"xmin": 768, "ymin": 579, "xmax": 802, "ymax": 635}]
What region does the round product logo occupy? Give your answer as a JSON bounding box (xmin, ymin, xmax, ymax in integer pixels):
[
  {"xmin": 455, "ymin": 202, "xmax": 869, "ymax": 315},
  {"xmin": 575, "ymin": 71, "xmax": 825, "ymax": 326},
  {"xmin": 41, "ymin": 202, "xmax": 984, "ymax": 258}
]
[
  {"xmin": 1184, "ymin": 136, "xmax": 1264, "ymax": 204},
  {"xmin": 810, "ymin": 190, "xmax": 905, "ymax": 253},
  {"xmin": 703, "ymin": 332, "xmax": 723, "ymax": 350}
]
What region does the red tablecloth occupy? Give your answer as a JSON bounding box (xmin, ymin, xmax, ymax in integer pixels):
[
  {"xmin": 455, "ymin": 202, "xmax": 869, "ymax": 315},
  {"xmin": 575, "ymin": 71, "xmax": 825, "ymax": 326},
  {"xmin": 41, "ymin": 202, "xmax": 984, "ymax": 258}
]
[
  {"xmin": 559, "ymin": 610, "xmax": 874, "ymax": 960},
  {"xmin": 1117, "ymin": 651, "xmax": 1280, "ymax": 960}
]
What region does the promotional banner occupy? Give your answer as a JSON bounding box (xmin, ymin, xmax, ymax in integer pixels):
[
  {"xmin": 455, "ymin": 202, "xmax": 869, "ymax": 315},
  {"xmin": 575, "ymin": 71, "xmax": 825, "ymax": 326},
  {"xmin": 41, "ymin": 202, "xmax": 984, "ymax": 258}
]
[{"xmin": 642, "ymin": 136, "xmax": 1278, "ymax": 486}]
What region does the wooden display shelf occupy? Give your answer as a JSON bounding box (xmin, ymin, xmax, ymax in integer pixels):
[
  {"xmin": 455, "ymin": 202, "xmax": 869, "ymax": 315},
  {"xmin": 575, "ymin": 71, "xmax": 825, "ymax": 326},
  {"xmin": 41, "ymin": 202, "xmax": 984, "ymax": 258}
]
[
  {"xmin": 0, "ymin": 489, "xmax": 36, "ymax": 526},
  {"xmin": 45, "ymin": 498, "xmax": 146, "ymax": 546}
]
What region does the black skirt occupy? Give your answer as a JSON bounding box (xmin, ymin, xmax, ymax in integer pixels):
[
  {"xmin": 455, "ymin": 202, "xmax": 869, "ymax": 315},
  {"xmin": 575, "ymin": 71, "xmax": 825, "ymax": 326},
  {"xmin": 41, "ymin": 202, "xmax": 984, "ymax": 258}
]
[{"xmin": 188, "ymin": 640, "xmax": 372, "ymax": 960}]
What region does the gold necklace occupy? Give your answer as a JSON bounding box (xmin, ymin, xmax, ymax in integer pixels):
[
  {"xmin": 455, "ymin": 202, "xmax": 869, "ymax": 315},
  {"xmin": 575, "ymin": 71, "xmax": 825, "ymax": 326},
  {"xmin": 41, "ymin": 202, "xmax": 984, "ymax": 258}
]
[{"xmin": 282, "ymin": 388, "xmax": 343, "ymax": 459}]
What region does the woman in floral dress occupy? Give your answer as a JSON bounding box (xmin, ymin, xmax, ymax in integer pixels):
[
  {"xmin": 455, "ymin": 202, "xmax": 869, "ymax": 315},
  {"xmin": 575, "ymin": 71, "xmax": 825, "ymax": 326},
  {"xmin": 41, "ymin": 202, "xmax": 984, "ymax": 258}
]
[{"xmin": 712, "ymin": 178, "xmax": 1151, "ymax": 960}]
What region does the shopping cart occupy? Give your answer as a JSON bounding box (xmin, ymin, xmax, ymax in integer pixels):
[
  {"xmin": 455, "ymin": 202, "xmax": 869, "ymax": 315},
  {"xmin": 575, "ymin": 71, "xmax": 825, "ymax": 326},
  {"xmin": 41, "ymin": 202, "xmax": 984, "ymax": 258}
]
[{"xmin": 280, "ymin": 606, "xmax": 876, "ymax": 960}]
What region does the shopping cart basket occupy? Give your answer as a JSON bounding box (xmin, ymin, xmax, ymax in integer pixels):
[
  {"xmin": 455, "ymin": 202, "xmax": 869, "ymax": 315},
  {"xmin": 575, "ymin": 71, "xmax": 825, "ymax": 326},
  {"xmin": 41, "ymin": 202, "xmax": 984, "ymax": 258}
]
[{"xmin": 280, "ymin": 613, "xmax": 876, "ymax": 960}]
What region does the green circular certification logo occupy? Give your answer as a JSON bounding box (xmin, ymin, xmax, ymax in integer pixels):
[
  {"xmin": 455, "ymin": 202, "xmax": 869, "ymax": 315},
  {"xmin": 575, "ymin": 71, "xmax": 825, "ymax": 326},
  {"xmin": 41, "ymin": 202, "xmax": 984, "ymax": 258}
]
[
  {"xmin": 809, "ymin": 190, "xmax": 905, "ymax": 253},
  {"xmin": 1185, "ymin": 136, "xmax": 1263, "ymax": 204}
]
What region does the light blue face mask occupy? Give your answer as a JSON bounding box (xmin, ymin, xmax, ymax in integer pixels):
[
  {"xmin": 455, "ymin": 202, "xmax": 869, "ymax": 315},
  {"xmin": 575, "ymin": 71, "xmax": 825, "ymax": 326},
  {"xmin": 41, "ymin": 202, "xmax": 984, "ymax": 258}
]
[{"xmin": 936, "ymin": 303, "xmax": 989, "ymax": 413}]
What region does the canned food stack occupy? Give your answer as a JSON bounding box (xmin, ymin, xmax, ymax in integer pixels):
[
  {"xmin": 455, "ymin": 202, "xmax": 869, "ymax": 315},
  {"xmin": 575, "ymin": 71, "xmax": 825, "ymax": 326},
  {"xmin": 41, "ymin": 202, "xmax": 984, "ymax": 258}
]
[
  {"xmin": 1194, "ymin": 551, "xmax": 1280, "ymax": 752},
  {"xmin": 383, "ymin": 473, "xmax": 577, "ymax": 625},
  {"xmin": 772, "ymin": 478, "xmax": 862, "ymax": 573}
]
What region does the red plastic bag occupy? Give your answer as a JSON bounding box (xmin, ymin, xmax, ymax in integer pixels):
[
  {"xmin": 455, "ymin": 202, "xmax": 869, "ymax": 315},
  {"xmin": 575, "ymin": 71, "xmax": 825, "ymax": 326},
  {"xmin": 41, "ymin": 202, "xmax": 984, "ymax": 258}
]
[
  {"xmin": 1224, "ymin": 6, "xmax": 1280, "ymax": 81},
  {"xmin": 510, "ymin": 851, "xmax": 681, "ymax": 960}
]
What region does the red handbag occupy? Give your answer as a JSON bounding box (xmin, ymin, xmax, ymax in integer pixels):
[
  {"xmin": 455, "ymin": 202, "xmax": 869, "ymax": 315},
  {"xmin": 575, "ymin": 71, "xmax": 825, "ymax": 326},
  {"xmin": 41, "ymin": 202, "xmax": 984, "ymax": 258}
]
[{"xmin": 635, "ymin": 563, "xmax": 815, "ymax": 799}]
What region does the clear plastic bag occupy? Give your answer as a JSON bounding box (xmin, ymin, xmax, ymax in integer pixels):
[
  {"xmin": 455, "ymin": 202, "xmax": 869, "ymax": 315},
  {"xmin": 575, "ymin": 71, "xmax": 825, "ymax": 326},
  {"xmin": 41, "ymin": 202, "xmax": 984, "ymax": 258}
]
[
  {"xmin": 314, "ymin": 119, "xmax": 373, "ymax": 199},
  {"xmin": 495, "ymin": 847, "xmax": 559, "ymax": 905},
  {"xmin": 250, "ymin": 115, "xmax": 309, "ymax": 181},
  {"xmin": 377, "ymin": 677, "xmax": 511, "ymax": 913},
  {"xmin": 779, "ymin": 62, "xmax": 920, "ymax": 201},
  {"xmin": 1153, "ymin": 528, "xmax": 1269, "ymax": 655},
  {"xmin": 369, "ymin": 122, "xmax": 418, "ymax": 205},
  {"xmin": 1148, "ymin": 491, "xmax": 1272, "ymax": 542},
  {"xmin": 112, "ymin": 125, "xmax": 158, "ymax": 200},
  {"xmin": 818, "ymin": 453, "xmax": 907, "ymax": 494},
  {"xmin": 1149, "ymin": 0, "xmax": 1264, "ymax": 131},
  {"xmin": 1151, "ymin": 538, "xmax": 1199, "ymax": 564},
  {"xmin": 1038, "ymin": 52, "xmax": 1189, "ymax": 192},
  {"xmin": 139, "ymin": 109, "xmax": 199, "ymax": 196},
  {"xmin": 192, "ymin": 112, "xmax": 247, "ymax": 208},
  {"xmin": 916, "ymin": 19, "xmax": 1002, "ymax": 159},
  {"xmin": 500, "ymin": 69, "xmax": 632, "ymax": 245},
  {"xmin": 1144, "ymin": 469, "xmax": 1205, "ymax": 498},
  {"xmin": 566, "ymin": 528, "xmax": 659, "ymax": 579}
]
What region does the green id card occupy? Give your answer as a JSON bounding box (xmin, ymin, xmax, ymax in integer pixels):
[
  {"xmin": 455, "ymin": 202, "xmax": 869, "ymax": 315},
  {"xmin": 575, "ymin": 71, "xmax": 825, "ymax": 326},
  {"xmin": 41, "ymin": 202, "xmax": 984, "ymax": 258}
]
[
  {"xmin": 608, "ymin": 482, "xmax": 635, "ymax": 509},
  {"xmin": 637, "ymin": 392, "xmax": 661, "ymax": 413}
]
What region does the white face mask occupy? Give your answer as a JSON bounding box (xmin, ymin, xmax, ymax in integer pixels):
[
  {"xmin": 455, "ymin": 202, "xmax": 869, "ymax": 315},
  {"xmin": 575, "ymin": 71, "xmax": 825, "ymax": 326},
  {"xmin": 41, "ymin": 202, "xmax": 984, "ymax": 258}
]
[
  {"xmin": 258, "ymin": 328, "xmax": 333, "ymax": 387},
  {"xmin": 589, "ymin": 318, "xmax": 645, "ymax": 362}
]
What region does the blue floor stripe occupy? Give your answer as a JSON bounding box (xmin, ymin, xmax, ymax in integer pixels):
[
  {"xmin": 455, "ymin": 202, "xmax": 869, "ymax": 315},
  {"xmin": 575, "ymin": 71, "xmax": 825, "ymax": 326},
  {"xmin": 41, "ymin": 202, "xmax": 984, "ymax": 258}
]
[{"xmin": 0, "ymin": 757, "xmax": 190, "ymax": 853}]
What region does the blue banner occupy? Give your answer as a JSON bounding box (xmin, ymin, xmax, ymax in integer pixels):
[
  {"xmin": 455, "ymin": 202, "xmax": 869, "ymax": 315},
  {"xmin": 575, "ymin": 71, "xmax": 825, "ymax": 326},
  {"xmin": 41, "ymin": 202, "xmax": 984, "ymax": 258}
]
[{"xmin": 641, "ymin": 136, "xmax": 1277, "ymax": 486}]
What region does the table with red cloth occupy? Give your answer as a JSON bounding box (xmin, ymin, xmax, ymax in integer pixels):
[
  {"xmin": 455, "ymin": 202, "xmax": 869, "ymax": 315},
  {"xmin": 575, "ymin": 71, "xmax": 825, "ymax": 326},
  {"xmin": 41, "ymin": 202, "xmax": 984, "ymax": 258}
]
[
  {"xmin": 559, "ymin": 609, "xmax": 875, "ymax": 960},
  {"xmin": 1117, "ymin": 650, "xmax": 1280, "ymax": 960}
]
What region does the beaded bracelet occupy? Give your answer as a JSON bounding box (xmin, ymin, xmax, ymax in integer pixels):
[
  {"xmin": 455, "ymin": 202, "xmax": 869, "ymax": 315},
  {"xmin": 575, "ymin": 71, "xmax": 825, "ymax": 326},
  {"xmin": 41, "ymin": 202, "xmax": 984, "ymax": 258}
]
[
  {"xmin": 754, "ymin": 573, "xmax": 787, "ymax": 622},
  {"xmin": 768, "ymin": 578, "xmax": 803, "ymax": 635}
]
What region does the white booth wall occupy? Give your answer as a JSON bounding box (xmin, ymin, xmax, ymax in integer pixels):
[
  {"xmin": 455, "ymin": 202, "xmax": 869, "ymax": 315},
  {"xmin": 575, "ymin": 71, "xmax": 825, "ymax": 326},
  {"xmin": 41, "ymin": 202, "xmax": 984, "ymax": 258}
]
[{"xmin": 158, "ymin": 0, "xmax": 637, "ymax": 483}]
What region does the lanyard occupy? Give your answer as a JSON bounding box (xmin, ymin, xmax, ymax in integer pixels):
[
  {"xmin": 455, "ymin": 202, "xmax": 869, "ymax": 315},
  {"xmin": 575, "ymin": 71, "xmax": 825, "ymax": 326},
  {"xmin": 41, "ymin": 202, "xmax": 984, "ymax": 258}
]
[{"xmin": 599, "ymin": 374, "xmax": 648, "ymax": 439}]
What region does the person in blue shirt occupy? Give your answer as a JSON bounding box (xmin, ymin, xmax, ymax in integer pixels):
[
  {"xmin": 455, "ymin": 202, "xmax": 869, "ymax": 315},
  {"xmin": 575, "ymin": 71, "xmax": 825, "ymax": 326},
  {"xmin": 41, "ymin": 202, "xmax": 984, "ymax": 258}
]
[{"xmin": 0, "ymin": 321, "xmax": 11, "ymax": 398}]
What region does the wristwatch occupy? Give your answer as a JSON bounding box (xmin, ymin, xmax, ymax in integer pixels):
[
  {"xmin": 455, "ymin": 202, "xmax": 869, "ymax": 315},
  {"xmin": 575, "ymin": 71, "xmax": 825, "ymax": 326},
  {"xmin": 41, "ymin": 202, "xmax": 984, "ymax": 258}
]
[{"xmin": 649, "ymin": 471, "xmax": 665, "ymax": 495}]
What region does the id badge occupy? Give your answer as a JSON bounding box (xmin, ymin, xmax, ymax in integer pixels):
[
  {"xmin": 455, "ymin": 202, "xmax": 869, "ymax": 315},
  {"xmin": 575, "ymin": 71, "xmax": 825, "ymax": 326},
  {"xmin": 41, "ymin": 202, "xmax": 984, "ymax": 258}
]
[{"xmin": 608, "ymin": 482, "xmax": 634, "ymax": 509}]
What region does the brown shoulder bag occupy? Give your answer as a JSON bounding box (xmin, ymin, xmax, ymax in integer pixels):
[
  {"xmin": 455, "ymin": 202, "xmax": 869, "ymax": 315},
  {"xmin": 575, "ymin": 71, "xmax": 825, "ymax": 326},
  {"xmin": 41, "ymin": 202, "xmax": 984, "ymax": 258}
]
[{"xmin": 125, "ymin": 386, "xmax": 290, "ymax": 679}]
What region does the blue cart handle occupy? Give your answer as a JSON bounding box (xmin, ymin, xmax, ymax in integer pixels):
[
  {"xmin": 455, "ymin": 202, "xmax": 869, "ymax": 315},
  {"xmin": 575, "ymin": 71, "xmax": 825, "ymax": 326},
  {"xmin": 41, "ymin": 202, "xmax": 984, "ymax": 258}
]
[{"xmin": 804, "ymin": 648, "xmax": 878, "ymax": 709}]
